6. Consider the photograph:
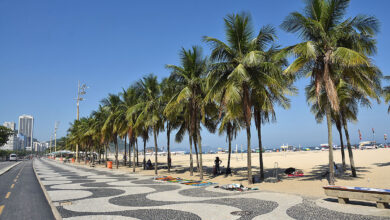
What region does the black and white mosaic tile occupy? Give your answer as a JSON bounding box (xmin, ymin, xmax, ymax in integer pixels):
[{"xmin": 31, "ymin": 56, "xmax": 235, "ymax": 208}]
[{"xmin": 34, "ymin": 159, "xmax": 390, "ymax": 220}]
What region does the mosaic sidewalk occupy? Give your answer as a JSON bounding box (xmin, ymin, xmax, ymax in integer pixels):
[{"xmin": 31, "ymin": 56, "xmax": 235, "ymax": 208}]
[{"xmin": 34, "ymin": 159, "xmax": 390, "ymax": 220}]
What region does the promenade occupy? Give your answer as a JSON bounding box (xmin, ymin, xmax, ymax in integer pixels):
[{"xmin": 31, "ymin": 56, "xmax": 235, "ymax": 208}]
[{"xmin": 34, "ymin": 158, "xmax": 390, "ymax": 219}]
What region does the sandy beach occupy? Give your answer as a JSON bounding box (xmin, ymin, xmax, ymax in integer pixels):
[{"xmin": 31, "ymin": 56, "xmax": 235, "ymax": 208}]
[{"xmin": 72, "ymin": 148, "xmax": 390, "ymax": 198}]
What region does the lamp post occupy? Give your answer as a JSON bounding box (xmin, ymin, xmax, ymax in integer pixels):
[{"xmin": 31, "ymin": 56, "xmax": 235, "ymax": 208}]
[
  {"xmin": 49, "ymin": 135, "xmax": 52, "ymax": 154},
  {"xmin": 75, "ymin": 81, "xmax": 87, "ymax": 163},
  {"xmin": 54, "ymin": 121, "xmax": 59, "ymax": 152}
]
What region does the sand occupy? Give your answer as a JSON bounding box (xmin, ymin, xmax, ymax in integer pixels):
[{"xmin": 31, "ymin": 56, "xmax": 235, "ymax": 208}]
[{"xmin": 69, "ymin": 148, "xmax": 390, "ymax": 198}]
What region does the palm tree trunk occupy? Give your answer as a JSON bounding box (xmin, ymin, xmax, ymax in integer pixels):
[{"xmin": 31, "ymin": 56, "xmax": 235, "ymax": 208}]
[
  {"xmin": 98, "ymin": 149, "xmax": 101, "ymax": 164},
  {"xmin": 105, "ymin": 144, "xmax": 108, "ymax": 167},
  {"xmin": 243, "ymin": 85, "xmax": 252, "ymax": 184},
  {"xmin": 325, "ymin": 105, "xmax": 335, "ymax": 185},
  {"xmin": 76, "ymin": 144, "xmax": 80, "ymax": 163},
  {"xmin": 143, "ymin": 137, "xmax": 146, "ymax": 170},
  {"xmin": 167, "ymin": 125, "xmax": 171, "ymax": 172},
  {"xmin": 85, "ymin": 146, "xmax": 88, "ymax": 165},
  {"xmin": 124, "ymin": 135, "xmax": 127, "ymax": 166},
  {"xmin": 257, "ymin": 117, "xmax": 264, "ymax": 180},
  {"xmin": 226, "ymin": 124, "xmax": 232, "ymax": 176},
  {"xmin": 153, "ymin": 127, "xmax": 158, "ymax": 175},
  {"xmin": 129, "ymin": 138, "xmax": 132, "ymax": 167},
  {"xmin": 336, "ymin": 118, "xmax": 346, "ymax": 170},
  {"xmin": 136, "ymin": 139, "xmax": 139, "ymax": 166},
  {"xmin": 92, "ymin": 146, "xmax": 95, "ymax": 165},
  {"xmin": 193, "ymin": 137, "xmax": 200, "ymax": 171},
  {"xmin": 342, "ymin": 116, "xmax": 357, "ymax": 177},
  {"xmin": 197, "ymin": 123, "xmax": 203, "ymax": 180},
  {"xmin": 133, "ymin": 137, "xmax": 136, "ymax": 173},
  {"xmin": 189, "ymin": 135, "xmax": 194, "ymax": 176},
  {"xmin": 246, "ymin": 124, "xmax": 253, "ymax": 184},
  {"xmin": 114, "ymin": 137, "xmax": 119, "ymax": 169}
]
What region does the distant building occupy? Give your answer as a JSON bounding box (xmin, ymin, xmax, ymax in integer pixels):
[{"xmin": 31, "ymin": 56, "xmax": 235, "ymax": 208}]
[
  {"xmin": 33, "ymin": 141, "xmax": 46, "ymax": 152},
  {"xmin": 1, "ymin": 122, "xmax": 17, "ymax": 151},
  {"xmin": 18, "ymin": 115, "xmax": 34, "ymax": 151},
  {"xmin": 3, "ymin": 122, "xmax": 16, "ymax": 130},
  {"xmin": 16, "ymin": 134, "xmax": 25, "ymax": 150}
]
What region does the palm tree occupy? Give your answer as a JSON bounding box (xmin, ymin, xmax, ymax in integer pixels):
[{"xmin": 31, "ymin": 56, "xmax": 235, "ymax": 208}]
[
  {"xmin": 69, "ymin": 117, "xmax": 94, "ymax": 164},
  {"xmin": 68, "ymin": 119, "xmax": 83, "ymax": 158},
  {"xmin": 139, "ymin": 123, "xmax": 150, "ymax": 170},
  {"xmin": 306, "ymin": 80, "xmax": 348, "ymax": 168},
  {"xmin": 251, "ymin": 42, "xmax": 294, "ymax": 180},
  {"xmin": 340, "ymin": 72, "xmax": 380, "ymax": 177},
  {"xmin": 281, "ymin": 0, "xmax": 379, "ymax": 184},
  {"xmin": 165, "ymin": 46, "xmax": 213, "ymax": 180},
  {"xmin": 205, "ymin": 13, "xmax": 282, "ymax": 184},
  {"xmin": 90, "ymin": 105, "xmax": 110, "ymax": 164},
  {"xmin": 168, "ymin": 104, "xmax": 194, "ymax": 175},
  {"xmin": 124, "ymin": 86, "xmax": 141, "ymax": 172},
  {"xmin": 102, "ymin": 94, "xmax": 122, "ymax": 169},
  {"xmin": 308, "ymin": 75, "xmax": 380, "ymax": 177},
  {"xmin": 132, "ymin": 74, "xmax": 164, "ymax": 175},
  {"xmin": 115, "ymin": 90, "xmax": 130, "ymax": 166},
  {"xmin": 218, "ymin": 110, "xmax": 243, "ymax": 176},
  {"xmin": 384, "ymin": 76, "xmax": 390, "ymax": 113},
  {"xmin": 161, "ymin": 77, "xmax": 182, "ymax": 172}
]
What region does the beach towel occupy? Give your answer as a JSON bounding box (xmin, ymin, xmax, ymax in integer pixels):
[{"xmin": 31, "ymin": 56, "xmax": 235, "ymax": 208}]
[
  {"xmin": 287, "ymin": 169, "xmax": 304, "ymax": 177},
  {"xmin": 154, "ymin": 176, "xmax": 215, "ymax": 186}
]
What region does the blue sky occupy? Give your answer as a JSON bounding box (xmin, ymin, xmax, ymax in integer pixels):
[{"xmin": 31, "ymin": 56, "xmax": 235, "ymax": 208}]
[{"xmin": 1, "ymin": 0, "xmax": 389, "ymax": 149}]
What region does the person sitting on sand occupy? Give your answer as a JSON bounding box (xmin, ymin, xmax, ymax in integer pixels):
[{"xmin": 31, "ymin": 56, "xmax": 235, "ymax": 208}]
[{"xmin": 146, "ymin": 159, "xmax": 153, "ymax": 170}]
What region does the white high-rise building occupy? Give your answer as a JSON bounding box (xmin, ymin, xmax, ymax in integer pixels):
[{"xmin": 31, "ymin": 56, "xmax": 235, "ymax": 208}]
[
  {"xmin": 1, "ymin": 122, "xmax": 17, "ymax": 151},
  {"xmin": 18, "ymin": 115, "xmax": 34, "ymax": 151}
]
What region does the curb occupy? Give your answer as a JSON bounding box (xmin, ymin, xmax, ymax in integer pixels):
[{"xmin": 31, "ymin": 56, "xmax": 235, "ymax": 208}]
[
  {"xmin": 0, "ymin": 161, "xmax": 21, "ymax": 176},
  {"xmin": 32, "ymin": 159, "xmax": 63, "ymax": 220}
]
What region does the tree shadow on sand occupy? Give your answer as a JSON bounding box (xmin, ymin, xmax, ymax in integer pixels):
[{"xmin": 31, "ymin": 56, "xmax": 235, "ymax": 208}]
[
  {"xmin": 138, "ymin": 162, "xmax": 374, "ymax": 186},
  {"xmin": 373, "ymin": 162, "xmax": 390, "ymax": 167},
  {"xmin": 296, "ymin": 164, "xmax": 370, "ymax": 182}
]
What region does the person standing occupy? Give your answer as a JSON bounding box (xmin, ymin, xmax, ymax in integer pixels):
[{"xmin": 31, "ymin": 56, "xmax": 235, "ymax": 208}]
[{"xmin": 214, "ymin": 157, "xmax": 222, "ymax": 175}]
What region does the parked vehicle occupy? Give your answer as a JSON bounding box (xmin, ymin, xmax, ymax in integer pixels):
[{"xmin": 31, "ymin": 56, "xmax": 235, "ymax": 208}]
[
  {"xmin": 359, "ymin": 141, "xmax": 377, "ymax": 150},
  {"xmin": 9, "ymin": 154, "xmax": 17, "ymax": 161}
]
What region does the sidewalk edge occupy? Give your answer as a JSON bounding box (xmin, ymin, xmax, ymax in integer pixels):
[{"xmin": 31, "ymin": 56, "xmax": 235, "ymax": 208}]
[
  {"xmin": 0, "ymin": 161, "xmax": 21, "ymax": 176},
  {"xmin": 32, "ymin": 159, "xmax": 63, "ymax": 220}
]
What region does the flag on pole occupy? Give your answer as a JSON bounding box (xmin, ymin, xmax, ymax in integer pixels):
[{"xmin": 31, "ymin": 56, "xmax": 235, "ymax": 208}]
[
  {"xmin": 385, "ymin": 134, "xmax": 387, "ymax": 141},
  {"xmin": 358, "ymin": 129, "xmax": 362, "ymax": 140},
  {"xmin": 372, "ymin": 128, "xmax": 375, "ymax": 134}
]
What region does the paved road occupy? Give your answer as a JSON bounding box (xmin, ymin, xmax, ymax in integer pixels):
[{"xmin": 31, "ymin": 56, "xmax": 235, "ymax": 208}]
[
  {"xmin": 0, "ymin": 160, "xmax": 55, "ymax": 220},
  {"xmin": 35, "ymin": 158, "xmax": 390, "ymax": 219}
]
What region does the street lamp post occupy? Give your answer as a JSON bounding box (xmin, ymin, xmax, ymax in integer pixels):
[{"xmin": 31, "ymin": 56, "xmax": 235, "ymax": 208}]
[
  {"xmin": 75, "ymin": 81, "xmax": 87, "ymax": 163},
  {"xmin": 54, "ymin": 121, "xmax": 59, "ymax": 152},
  {"xmin": 49, "ymin": 135, "xmax": 52, "ymax": 154}
]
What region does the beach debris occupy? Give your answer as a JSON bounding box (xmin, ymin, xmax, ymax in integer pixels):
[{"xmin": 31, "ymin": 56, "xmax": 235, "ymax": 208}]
[
  {"xmin": 154, "ymin": 176, "xmax": 216, "ymax": 186},
  {"xmin": 214, "ymin": 183, "xmax": 258, "ymax": 192}
]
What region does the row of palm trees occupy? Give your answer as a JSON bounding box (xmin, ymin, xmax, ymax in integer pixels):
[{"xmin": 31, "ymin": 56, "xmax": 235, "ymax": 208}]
[{"xmin": 65, "ymin": 0, "xmax": 385, "ymax": 185}]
